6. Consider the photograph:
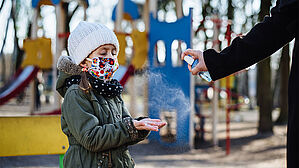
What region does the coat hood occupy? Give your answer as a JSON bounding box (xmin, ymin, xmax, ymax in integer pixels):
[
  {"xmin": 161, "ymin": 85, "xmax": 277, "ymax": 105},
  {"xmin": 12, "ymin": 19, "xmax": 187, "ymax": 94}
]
[{"xmin": 56, "ymin": 55, "xmax": 82, "ymax": 97}]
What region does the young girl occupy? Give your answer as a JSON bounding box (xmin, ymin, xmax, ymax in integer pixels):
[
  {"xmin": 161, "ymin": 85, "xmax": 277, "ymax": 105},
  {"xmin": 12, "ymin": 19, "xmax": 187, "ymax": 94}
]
[{"xmin": 56, "ymin": 21, "xmax": 166, "ymax": 168}]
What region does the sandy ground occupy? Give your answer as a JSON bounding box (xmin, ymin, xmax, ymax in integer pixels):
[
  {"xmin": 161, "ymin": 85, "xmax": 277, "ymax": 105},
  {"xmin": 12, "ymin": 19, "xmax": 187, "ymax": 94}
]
[
  {"xmin": 0, "ymin": 96, "xmax": 287, "ymax": 168},
  {"xmin": 130, "ymin": 122, "xmax": 286, "ymax": 168}
]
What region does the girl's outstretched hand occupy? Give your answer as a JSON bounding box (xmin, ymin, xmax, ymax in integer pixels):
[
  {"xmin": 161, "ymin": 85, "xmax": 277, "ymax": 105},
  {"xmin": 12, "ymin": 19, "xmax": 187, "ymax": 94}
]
[{"xmin": 133, "ymin": 118, "xmax": 167, "ymax": 132}]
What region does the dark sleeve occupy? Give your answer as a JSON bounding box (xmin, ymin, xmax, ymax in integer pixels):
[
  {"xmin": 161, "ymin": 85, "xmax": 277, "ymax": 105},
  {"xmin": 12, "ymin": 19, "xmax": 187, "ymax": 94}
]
[
  {"xmin": 203, "ymin": 2, "xmax": 297, "ymax": 80},
  {"xmin": 120, "ymin": 98, "xmax": 150, "ymax": 143}
]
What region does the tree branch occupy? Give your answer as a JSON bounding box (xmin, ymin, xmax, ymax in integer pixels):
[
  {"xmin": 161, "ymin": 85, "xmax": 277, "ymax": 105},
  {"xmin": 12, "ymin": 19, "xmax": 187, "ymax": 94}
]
[
  {"xmin": 69, "ymin": 4, "xmax": 79, "ymax": 21},
  {"xmin": 0, "ymin": 0, "xmax": 5, "ymax": 11}
]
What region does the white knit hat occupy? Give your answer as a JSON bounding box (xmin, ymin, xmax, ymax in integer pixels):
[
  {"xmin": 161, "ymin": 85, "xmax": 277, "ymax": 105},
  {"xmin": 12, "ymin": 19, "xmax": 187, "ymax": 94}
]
[{"xmin": 67, "ymin": 21, "xmax": 119, "ymax": 65}]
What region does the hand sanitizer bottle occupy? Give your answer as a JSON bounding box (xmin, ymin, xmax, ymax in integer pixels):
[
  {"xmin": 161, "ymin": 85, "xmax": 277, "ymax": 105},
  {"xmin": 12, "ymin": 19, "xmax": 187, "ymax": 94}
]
[{"xmin": 183, "ymin": 56, "xmax": 212, "ymax": 82}]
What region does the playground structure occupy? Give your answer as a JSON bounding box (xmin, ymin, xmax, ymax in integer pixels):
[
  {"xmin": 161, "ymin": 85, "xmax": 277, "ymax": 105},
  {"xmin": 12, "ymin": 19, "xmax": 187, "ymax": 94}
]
[
  {"xmin": 0, "ymin": 66, "xmax": 39, "ymax": 106},
  {"xmin": 0, "ymin": 0, "xmax": 89, "ymax": 166},
  {"xmin": 0, "ymin": 0, "xmax": 246, "ymax": 165},
  {"xmin": 0, "ymin": 115, "xmax": 68, "ymax": 167},
  {"xmin": 147, "ymin": 9, "xmax": 193, "ymax": 148}
]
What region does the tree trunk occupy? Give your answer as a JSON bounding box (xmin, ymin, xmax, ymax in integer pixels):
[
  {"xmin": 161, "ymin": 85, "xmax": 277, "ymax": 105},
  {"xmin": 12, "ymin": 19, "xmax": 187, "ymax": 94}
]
[
  {"xmin": 11, "ymin": 0, "xmax": 23, "ymax": 71},
  {"xmin": 257, "ymin": 0, "xmax": 273, "ymax": 134},
  {"xmin": 227, "ymin": 0, "xmax": 233, "ymax": 20},
  {"xmin": 0, "ymin": 11, "xmax": 11, "ymax": 83},
  {"xmin": 201, "ymin": 1, "xmax": 212, "ymax": 50},
  {"xmin": 275, "ymin": 44, "xmax": 289, "ymax": 124},
  {"xmin": 62, "ymin": 2, "xmax": 69, "ymax": 51}
]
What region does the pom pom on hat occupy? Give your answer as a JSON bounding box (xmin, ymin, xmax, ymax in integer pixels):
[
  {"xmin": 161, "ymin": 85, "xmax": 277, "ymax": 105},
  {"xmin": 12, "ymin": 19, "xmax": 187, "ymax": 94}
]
[{"xmin": 67, "ymin": 21, "xmax": 119, "ymax": 65}]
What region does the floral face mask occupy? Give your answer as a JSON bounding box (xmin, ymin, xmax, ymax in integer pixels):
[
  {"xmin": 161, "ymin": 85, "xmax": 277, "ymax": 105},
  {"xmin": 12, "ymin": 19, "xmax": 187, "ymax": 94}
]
[{"xmin": 86, "ymin": 57, "xmax": 119, "ymax": 81}]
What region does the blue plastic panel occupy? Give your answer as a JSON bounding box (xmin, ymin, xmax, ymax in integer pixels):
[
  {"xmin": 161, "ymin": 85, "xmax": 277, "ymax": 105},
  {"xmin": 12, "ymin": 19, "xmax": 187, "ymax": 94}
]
[
  {"xmin": 32, "ymin": 0, "xmax": 89, "ymax": 8},
  {"xmin": 32, "ymin": 0, "xmax": 60, "ymax": 7},
  {"xmin": 112, "ymin": 0, "xmax": 140, "ymax": 21},
  {"xmin": 148, "ymin": 9, "xmax": 193, "ymax": 148}
]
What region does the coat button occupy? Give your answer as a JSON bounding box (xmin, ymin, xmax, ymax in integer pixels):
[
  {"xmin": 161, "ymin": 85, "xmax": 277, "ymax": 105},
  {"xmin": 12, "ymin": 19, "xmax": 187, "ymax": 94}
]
[{"xmin": 117, "ymin": 114, "xmax": 121, "ymax": 119}]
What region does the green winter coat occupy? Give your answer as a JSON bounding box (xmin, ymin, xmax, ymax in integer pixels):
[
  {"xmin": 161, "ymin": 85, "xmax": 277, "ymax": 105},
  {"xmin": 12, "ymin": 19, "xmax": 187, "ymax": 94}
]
[{"xmin": 56, "ymin": 56, "xmax": 149, "ymax": 168}]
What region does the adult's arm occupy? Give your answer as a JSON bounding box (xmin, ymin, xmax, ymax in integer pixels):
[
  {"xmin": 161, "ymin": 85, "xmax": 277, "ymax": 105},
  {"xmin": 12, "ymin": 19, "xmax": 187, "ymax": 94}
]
[{"xmin": 204, "ymin": 2, "xmax": 297, "ymax": 80}]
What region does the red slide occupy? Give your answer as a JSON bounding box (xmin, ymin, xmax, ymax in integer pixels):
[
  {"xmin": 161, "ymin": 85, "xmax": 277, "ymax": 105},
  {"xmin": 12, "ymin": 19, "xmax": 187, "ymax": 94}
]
[
  {"xmin": 0, "ymin": 66, "xmax": 39, "ymax": 106},
  {"xmin": 0, "ymin": 65, "xmax": 134, "ymax": 114}
]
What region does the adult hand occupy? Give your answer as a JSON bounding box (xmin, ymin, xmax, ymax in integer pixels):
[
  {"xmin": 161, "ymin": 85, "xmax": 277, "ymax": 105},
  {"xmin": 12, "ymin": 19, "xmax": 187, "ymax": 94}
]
[
  {"xmin": 181, "ymin": 49, "xmax": 208, "ymax": 75},
  {"xmin": 133, "ymin": 118, "xmax": 167, "ymax": 132}
]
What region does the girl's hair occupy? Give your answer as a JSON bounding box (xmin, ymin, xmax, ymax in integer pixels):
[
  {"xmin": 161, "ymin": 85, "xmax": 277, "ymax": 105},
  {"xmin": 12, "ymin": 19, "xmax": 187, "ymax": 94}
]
[{"xmin": 79, "ymin": 59, "xmax": 92, "ymax": 92}]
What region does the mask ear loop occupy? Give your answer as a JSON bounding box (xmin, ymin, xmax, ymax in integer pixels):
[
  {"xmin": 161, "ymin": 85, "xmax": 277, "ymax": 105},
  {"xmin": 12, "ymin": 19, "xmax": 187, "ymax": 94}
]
[
  {"xmin": 79, "ymin": 58, "xmax": 92, "ymax": 91},
  {"xmin": 82, "ymin": 67, "xmax": 88, "ymax": 72},
  {"xmin": 81, "ymin": 58, "xmax": 93, "ymax": 72},
  {"xmin": 86, "ymin": 58, "xmax": 93, "ymax": 62}
]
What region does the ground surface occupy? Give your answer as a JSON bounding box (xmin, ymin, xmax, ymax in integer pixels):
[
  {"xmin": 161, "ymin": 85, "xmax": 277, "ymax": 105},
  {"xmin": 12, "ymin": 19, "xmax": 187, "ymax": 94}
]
[
  {"xmin": 0, "ymin": 97, "xmax": 287, "ymax": 168},
  {"xmin": 130, "ymin": 122, "xmax": 286, "ymax": 168}
]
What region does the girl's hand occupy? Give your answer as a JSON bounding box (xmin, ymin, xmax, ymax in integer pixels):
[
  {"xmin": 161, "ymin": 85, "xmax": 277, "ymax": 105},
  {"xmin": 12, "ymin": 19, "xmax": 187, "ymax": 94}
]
[
  {"xmin": 181, "ymin": 49, "xmax": 208, "ymax": 75},
  {"xmin": 133, "ymin": 118, "xmax": 167, "ymax": 132}
]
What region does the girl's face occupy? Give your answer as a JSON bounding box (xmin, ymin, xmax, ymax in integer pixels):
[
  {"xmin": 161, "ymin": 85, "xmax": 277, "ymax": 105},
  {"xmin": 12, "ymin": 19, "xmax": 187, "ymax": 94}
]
[
  {"xmin": 80, "ymin": 44, "xmax": 119, "ymax": 81},
  {"xmin": 83, "ymin": 44, "xmax": 117, "ymax": 68}
]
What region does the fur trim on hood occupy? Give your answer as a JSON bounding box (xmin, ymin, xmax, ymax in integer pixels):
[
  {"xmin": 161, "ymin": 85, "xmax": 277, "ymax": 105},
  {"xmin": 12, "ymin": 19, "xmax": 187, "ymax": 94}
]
[
  {"xmin": 56, "ymin": 55, "xmax": 83, "ymax": 97},
  {"xmin": 57, "ymin": 55, "xmax": 82, "ymax": 75}
]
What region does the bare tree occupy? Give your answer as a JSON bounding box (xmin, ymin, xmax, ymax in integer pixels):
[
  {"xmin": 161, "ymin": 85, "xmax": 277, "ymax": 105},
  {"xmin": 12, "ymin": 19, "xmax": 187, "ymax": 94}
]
[
  {"xmin": 11, "ymin": 0, "xmax": 23, "ymax": 71},
  {"xmin": 0, "ymin": 0, "xmax": 5, "ymax": 11},
  {"xmin": 275, "ymin": 44, "xmax": 289, "ymax": 124},
  {"xmin": 0, "ymin": 1, "xmax": 11, "ymax": 83},
  {"xmin": 61, "ymin": 2, "xmax": 80, "ymax": 53},
  {"xmin": 256, "ymin": 0, "xmax": 273, "ymax": 134}
]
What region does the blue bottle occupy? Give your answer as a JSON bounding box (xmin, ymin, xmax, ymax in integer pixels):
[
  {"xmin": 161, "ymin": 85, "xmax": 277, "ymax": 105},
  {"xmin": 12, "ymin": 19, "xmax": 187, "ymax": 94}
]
[{"xmin": 183, "ymin": 56, "xmax": 212, "ymax": 82}]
